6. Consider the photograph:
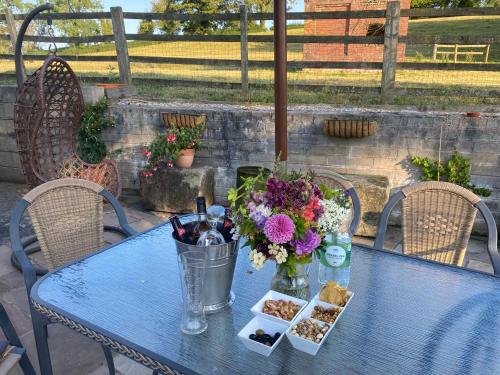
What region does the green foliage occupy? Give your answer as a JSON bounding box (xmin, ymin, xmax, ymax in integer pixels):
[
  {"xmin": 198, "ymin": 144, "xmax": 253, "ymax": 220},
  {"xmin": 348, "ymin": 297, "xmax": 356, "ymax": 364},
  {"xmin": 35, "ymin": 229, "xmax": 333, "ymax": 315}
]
[
  {"xmin": 149, "ymin": 0, "xmax": 296, "ymax": 34},
  {"xmin": 410, "ymin": 152, "xmax": 492, "ymax": 196},
  {"xmin": 36, "ymin": 0, "xmax": 105, "ymax": 43},
  {"xmin": 78, "ymin": 99, "xmax": 115, "ymax": 164},
  {"xmin": 138, "ymin": 19, "xmax": 155, "ymax": 34},
  {"xmin": 143, "ymin": 123, "xmax": 205, "ymax": 172}
]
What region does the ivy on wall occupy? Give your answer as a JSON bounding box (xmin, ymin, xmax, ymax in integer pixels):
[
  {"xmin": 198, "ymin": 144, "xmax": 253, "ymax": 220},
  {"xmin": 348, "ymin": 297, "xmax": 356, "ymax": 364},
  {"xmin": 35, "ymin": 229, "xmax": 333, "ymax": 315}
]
[{"xmin": 78, "ymin": 99, "xmax": 115, "ymax": 164}]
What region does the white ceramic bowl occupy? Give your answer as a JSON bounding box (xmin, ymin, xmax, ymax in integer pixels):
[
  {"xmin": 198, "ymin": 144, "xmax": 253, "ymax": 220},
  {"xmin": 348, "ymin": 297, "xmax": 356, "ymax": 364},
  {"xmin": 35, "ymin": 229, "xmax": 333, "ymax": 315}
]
[
  {"xmin": 237, "ymin": 316, "xmax": 288, "ymax": 357},
  {"xmin": 285, "ymin": 291, "xmax": 354, "ymax": 355},
  {"xmin": 250, "ymin": 290, "xmax": 308, "ymax": 325}
]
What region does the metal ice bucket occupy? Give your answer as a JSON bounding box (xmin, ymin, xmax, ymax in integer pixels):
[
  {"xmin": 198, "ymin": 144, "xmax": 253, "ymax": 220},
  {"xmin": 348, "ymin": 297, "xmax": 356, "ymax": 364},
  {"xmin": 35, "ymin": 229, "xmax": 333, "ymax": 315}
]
[{"xmin": 173, "ymin": 222, "xmax": 239, "ymax": 313}]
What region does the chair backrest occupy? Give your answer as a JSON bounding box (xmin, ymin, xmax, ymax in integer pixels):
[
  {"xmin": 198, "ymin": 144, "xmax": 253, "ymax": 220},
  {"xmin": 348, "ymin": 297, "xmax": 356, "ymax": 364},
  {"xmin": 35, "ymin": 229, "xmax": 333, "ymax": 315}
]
[
  {"xmin": 312, "ymin": 169, "xmax": 361, "ymax": 235},
  {"xmin": 375, "ymin": 181, "xmax": 500, "ymax": 274},
  {"xmin": 14, "ymin": 55, "xmax": 83, "ymax": 187},
  {"xmin": 24, "ymin": 178, "xmax": 104, "ymax": 270}
]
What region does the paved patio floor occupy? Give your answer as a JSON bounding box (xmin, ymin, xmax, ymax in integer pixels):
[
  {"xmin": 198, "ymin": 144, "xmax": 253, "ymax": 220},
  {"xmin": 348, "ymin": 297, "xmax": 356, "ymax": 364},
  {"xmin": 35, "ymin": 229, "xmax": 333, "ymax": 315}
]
[{"xmin": 0, "ymin": 181, "xmax": 494, "ymax": 374}]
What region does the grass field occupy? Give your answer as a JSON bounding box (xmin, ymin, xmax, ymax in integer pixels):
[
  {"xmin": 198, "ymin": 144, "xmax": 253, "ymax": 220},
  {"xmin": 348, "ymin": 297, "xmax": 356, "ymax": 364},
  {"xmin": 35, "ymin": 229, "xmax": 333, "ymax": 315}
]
[{"xmin": 0, "ymin": 16, "xmax": 498, "ymax": 105}]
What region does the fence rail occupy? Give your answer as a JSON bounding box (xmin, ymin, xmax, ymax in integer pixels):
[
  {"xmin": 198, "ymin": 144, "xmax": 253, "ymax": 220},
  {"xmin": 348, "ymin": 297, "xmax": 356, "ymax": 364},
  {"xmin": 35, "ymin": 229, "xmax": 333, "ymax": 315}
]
[{"xmin": 1, "ymin": 3, "xmax": 499, "ymax": 103}]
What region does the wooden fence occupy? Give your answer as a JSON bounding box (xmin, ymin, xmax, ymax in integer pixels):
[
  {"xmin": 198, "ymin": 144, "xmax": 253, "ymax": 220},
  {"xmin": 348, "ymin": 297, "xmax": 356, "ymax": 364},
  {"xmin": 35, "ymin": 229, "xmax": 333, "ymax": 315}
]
[{"xmin": 1, "ymin": 3, "xmax": 499, "ymax": 103}]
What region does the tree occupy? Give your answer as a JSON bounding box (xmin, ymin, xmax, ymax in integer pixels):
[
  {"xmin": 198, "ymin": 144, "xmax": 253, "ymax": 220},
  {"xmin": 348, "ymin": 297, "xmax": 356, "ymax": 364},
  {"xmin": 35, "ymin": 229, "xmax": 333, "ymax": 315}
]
[
  {"xmin": 36, "ymin": 0, "xmax": 105, "ymax": 46},
  {"xmin": 138, "ymin": 20, "xmax": 155, "ymax": 34},
  {"xmin": 411, "ymin": 0, "xmax": 499, "ymax": 6}
]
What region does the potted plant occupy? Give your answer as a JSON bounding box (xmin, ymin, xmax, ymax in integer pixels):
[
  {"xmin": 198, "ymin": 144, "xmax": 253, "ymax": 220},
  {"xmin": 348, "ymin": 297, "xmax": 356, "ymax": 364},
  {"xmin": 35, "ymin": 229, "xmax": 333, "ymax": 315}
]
[{"xmin": 142, "ymin": 123, "xmax": 204, "ymax": 175}]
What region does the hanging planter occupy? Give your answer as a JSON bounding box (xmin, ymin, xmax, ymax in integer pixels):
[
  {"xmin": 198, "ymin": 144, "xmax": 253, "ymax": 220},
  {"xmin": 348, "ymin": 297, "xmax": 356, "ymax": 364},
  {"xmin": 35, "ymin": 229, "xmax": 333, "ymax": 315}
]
[
  {"xmin": 161, "ymin": 112, "xmax": 206, "ymax": 129},
  {"xmin": 324, "ymin": 119, "xmax": 377, "ymax": 138}
]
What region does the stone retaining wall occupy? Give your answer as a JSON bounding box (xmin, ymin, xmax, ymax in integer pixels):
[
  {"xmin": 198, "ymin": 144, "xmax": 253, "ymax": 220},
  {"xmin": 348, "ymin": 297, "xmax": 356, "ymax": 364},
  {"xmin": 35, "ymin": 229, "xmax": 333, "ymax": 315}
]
[{"xmin": 103, "ymin": 100, "xmax": 500, "ymax": 231}]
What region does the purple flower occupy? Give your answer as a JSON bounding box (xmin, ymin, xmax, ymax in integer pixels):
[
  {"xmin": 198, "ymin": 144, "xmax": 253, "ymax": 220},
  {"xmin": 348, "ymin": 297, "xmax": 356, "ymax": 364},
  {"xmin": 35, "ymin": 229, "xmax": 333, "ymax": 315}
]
[
  {"xmin": 263, "ymin": 214, "xmax": 295, "ymax": 244},
  {"xmin": 291, "ymin": 229, "xmax": 321, "ymax": 256},
  {"xmin": 250, "ymin": 211, "xmax": 267, "ymax": 229}
]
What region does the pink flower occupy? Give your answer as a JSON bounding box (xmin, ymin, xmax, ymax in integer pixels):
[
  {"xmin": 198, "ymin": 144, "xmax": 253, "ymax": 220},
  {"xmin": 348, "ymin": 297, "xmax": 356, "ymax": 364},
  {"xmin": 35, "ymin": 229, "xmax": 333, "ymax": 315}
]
[
  {"xmin": 167, "ymin": 160, "xmax": 174, "ymax": 168},
  {"xmin": 191, "ymin": 140, "xmax": 196, "ymax": 147},
  {"xmin": 152, "ymin": 165, "xmax": 158, "ymax": 172},
  {"xmin": 263, "ymin": 214, "xmax": 295, "ymax": 244},
  {"xmin": 143, "ymin": 149, "xmax": 151, "ymax": 158},
  {"xmin": 166, "ymin": 133, "xmax": 176, "ymax": 143},
  {"xmin": 142, "ymin": 170, "xmax": 153, "ymax": 178}
]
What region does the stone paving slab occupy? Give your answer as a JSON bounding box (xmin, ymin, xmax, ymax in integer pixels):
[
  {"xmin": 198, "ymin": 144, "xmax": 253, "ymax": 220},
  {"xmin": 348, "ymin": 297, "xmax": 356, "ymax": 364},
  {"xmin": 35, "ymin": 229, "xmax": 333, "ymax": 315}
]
[{"xmin": 0, "ymin": 181, "xmax": 496, "ymax": 374}]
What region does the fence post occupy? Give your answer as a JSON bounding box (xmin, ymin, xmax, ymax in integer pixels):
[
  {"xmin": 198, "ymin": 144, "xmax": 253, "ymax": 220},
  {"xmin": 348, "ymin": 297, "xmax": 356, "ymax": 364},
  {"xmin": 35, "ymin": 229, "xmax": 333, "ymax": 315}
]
[
  {"xmin": 381, "ymin": 1, "xmax": 400, "ymax": 104},
  {"xmin": 240, "ymin": 4, "xmax": 249, "ymax": 95},
  {"xmin": 5, "ymin": 9, "xmax": 25, "ymax": 81},
  {"xmin": 110, "ymin": 6, "xmax": 132, "ymax": 85}
]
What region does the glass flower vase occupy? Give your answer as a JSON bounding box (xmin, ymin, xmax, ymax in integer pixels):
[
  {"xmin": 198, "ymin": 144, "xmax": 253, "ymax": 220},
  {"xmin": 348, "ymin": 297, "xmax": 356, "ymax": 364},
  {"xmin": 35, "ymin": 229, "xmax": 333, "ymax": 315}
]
[{"xmin": 270, "ymin": 264, "xmax": 310, "ymax": 300}]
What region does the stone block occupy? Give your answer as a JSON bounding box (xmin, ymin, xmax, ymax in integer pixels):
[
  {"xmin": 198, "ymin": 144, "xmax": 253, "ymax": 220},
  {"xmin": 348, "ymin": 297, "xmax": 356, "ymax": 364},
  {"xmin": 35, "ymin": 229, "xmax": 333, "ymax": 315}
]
[
  {"xmin": 81, "ymin": 86, "xmax": 105, "ymax": 104},
  {"xmin": 0, "ymin": 103, "xmax": 13, "ymax": 120},
  {"xmin": 139, "ymin": 167, "xmax": 214, "ymax": 213}
]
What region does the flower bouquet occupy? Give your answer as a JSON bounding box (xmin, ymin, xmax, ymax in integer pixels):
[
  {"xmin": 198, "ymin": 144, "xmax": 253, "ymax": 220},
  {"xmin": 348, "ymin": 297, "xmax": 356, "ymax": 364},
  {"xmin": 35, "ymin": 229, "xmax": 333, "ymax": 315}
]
[
  {"xmin": 142, "ymin": 123, "xmax": 204, "ymax": 176},
  {"xmin": 228, "ymin": 165, "xmax": 351, "ymax": 282}
]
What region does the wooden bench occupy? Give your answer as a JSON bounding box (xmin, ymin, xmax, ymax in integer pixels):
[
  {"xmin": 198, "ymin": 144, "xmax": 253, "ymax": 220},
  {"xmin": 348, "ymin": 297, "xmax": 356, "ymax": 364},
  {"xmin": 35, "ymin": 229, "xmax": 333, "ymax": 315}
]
[{"xmin": 432, "ymin": 44, "xmax": 490, "ymax": 63}]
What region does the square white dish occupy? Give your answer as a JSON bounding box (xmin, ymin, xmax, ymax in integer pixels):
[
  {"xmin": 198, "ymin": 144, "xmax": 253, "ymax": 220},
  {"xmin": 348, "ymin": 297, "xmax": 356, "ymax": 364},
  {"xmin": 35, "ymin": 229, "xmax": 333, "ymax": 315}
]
[
  {"xmin": 311, "ymin": 290, "xmax": 354, "ymax": 311},
  {"xmin": 237, "ymin": 316, "xmax": 288, "ymax": 357},
  {"xmin": 250, "ymin": 290, "xmax": 308, "ymax": 325},
  {"xmin": 285, "ymin": 290, "xmax": 354, "ymax": 355},
  {"xmin": 285, "ymin": 317, "xmax": 331, "ymax": 356}
]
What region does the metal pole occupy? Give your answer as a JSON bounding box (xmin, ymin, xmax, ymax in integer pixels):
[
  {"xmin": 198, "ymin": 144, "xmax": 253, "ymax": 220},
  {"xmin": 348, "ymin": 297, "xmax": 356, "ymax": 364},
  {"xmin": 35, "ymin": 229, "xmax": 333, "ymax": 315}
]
[
  {"xmin": 15, "ymin": 3, "xmax": 54, "ymax": 88},
  {"xmin": 274, "ymin": 0, "xmax": 287, "ymax": 161}
]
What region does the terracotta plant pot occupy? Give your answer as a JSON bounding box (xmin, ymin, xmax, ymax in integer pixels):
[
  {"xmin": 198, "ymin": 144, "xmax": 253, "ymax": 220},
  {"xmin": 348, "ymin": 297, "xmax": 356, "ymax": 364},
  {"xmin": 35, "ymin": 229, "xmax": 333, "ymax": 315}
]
[
  {"xmin": 174, "ymin": 148, "xmax": 195, "ymax": 169},
  {"xmin": 96, "ymin": 83, "xmax": 126, "ymax": 89}
]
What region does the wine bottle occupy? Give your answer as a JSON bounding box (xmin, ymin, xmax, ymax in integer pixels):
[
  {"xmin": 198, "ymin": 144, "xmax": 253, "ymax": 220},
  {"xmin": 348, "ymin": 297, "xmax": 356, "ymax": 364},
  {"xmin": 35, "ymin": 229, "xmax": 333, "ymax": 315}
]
[
  {"xmin": 193, "ymin": 197, "xmax": 210, "ymax": 243},
  {"xmin": 170, "ymin": 216, "xmax": 190, "ymax": 243},
  {"xmin": 221, "ymin": 208, "xmax": 233, "ymax": 240}
]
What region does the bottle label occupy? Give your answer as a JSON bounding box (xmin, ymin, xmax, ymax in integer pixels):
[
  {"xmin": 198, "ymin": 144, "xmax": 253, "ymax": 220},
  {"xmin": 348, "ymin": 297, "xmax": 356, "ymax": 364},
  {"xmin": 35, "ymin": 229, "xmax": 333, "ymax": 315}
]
[{"xmin": 325, "ymin": 246, "xmax": 346, "ymax": 267}]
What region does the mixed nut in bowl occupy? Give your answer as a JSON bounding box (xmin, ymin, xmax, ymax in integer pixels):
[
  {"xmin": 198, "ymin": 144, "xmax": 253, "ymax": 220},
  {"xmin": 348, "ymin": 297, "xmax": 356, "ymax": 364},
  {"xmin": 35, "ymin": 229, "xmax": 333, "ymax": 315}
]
[
  {"xmin": 286, "ymin": 318, "xmax": 332, "ymax": 356},
  {"xmin": 251, "ymin": 290, "xmax": 307, "ymax": 324}
]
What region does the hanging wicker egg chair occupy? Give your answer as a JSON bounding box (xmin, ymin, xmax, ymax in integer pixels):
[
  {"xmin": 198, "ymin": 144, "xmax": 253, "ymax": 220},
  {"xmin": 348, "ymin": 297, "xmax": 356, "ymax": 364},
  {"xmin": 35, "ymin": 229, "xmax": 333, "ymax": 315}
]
[{"xmin": 14, "ymin": 55, "xmax": 121, "ymax": 197}]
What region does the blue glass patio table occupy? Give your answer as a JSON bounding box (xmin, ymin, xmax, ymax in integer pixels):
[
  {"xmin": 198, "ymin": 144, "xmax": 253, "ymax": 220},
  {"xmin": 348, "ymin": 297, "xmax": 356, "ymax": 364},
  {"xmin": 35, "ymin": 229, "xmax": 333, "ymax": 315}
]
[{"xmin": 31, "ymin": 216, "xmax": 500, "ymax": 375}]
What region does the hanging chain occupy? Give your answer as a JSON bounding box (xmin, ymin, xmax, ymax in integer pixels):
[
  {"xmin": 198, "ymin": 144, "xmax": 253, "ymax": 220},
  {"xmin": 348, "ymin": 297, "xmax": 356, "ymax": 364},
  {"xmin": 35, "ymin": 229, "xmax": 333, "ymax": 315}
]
[{"xmin": 47, "ymin": 11, "xmax": 58, "ymax": 55}]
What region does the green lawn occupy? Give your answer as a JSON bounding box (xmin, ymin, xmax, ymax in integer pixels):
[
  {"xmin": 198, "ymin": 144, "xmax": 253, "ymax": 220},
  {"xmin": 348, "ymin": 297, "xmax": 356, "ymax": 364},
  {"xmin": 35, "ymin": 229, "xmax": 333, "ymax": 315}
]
[{"xmin": 0, "ymin": 16, "xmax": 498, "ymax": 106}]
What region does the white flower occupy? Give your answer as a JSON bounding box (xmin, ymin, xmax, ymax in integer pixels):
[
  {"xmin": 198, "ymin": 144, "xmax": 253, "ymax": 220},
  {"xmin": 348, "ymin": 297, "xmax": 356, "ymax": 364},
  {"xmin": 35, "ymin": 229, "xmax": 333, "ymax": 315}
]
[
  {"xmin": 268, "ymin": 243, "xmax": 288, "ymax": 264},
  {"xmin": 249, "ymin": 249, "xmax": 266, "ymax": 270},
  {"xmin": 318, "ymin": 198, "xmax": 350, "ymax": 233},
  {"xmin": 255, "ymin": 204, "xmax": 272, "ymax": 218},
  {"xmin": 230, "ymin": 226, "xmax": 240, "ymax": 240}
]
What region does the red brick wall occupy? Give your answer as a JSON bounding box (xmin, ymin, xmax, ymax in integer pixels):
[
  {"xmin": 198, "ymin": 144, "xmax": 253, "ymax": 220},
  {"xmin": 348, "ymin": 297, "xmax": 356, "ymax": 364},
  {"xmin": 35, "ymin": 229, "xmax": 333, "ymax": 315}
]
[{"xmin": 303, "ymin": 0, "xmax": 410, "ymax": 62}]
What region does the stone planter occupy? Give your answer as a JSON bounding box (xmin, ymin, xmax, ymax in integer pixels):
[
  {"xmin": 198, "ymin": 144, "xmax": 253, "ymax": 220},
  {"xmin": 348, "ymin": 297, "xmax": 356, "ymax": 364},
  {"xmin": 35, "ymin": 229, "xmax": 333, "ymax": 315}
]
[
  {"xmin": 139, "ymin": 166, "xmax": 214, "ymax": 213},
  {"xmin": 174, "ymin": 148, "xmax": 195, "ymax": 168}
]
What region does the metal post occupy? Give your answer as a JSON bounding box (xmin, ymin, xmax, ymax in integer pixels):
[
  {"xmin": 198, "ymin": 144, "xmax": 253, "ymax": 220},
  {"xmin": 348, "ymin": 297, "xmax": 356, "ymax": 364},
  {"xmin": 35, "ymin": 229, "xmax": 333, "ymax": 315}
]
[
  {"xmin": 111, "ymin": 6, "xmax": 132, "ymax": 85},
  {"xmin": 240, "ymin": 5, "xmax": 249, "ymax": 95},
  {"xmin": 381, "ymin": 1, "xmax": 400, "ymax": 104},
  {"xmin": 274, "ymin": 0, "xmax": 287, "ymax": 161},
  {"xmin": 14, "ymin": 3, "xmax": 54, "ymax": 88}
]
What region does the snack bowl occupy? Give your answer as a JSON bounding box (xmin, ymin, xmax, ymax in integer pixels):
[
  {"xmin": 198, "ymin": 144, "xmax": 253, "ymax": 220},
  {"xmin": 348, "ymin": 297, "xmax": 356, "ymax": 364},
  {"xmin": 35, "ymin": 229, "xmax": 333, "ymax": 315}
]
[
  {"xmin": 285, "ymin": 317, "xmax": 331, "ymax": 356},
  {"xmin": 237, "ymin": 316, "xmax": 288, "ymax": 357},
  {"xmin": 299, "ymin": 299, "xmax": 343, "ymax": 326},
  {"xmin": 312, "ymin": 290, "xmax": 354, "ymax": 310},
  {"xmin": 250, "ymin": 290, "xmax": 308, "ymax": 325}
]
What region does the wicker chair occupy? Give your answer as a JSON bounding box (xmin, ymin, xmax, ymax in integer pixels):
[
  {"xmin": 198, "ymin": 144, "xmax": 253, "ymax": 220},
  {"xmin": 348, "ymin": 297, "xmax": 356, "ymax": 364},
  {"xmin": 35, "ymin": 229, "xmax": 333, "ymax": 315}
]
[
  {"xmin": 374, "ymin": 181, "xmax": 500, "ymax": 275},
  {"xmin": 0, "ymin": 303, "xmax": 36, "ymax": 375},
  {"xmin": 312, "ymin": 169, "xmax": 361, "ymax": 235},
  {"xmin": 14, "ymin": 55, "xmax": 121, "ymax": 197},
  {"xmin": 10, "ymin": 178, "xmax": 137, "ymax": 375}
]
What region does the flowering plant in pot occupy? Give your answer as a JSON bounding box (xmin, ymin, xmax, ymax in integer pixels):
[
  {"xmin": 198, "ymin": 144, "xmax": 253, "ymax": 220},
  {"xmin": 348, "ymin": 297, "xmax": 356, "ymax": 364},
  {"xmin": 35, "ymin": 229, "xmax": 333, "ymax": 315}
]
[
  {"xmin": 227, "ymin": 163, "xmax": 351, "ymax": 299},
  {"xmin": 142, "ymin": 123, "xmax": 204, "ymax": 176}
]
